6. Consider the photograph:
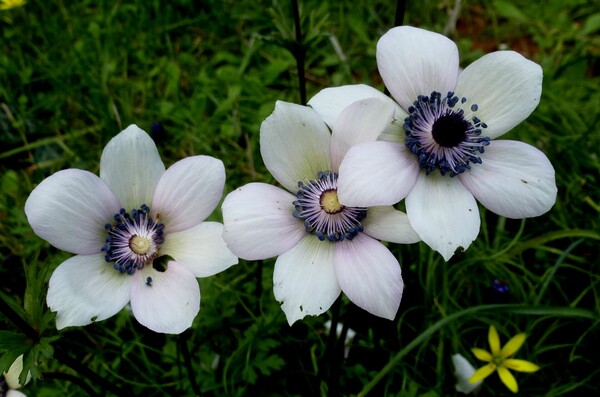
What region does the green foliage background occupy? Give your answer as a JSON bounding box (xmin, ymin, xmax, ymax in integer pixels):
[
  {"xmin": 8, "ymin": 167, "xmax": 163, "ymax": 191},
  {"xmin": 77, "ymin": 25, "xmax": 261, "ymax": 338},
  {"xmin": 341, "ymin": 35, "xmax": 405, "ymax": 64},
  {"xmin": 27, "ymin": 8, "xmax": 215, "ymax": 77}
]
[{"xmin": 1, "ymin": 0, "xmax": 599, "ymax": 396}]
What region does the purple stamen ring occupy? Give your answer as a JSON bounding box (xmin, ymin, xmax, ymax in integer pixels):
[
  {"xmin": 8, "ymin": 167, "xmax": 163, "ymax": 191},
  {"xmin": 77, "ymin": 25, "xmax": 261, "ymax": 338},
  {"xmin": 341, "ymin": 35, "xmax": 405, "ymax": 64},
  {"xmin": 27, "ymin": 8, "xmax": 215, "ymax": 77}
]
[{"xmin": 404, "ymin": 91, "xmax": 491, "ymax": 177}]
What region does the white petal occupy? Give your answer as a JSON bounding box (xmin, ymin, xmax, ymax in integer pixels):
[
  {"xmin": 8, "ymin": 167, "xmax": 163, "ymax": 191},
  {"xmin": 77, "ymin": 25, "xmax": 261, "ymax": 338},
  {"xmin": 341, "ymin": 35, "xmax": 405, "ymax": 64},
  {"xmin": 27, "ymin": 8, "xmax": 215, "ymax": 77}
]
[
  {"xmin": 459, "ymin": 140, "xmax": 557, "ymax": 218},
  {"xmin": 100, "ymin": 125, "xmax": 165, "ymax": 211},
  {"xmin": 330, "ymin": 98, "xmax": 396, "ymax": 171},
  {"xmin": 406, "ymin": 172, "xmax": 480, "ymax": 261},
  {"xmin": 455, "ymin": 51, "xmax": 543, "ymax": 139},
  {"xmin": 25, "ymin": 169, "xmax": 120, "ymax": 255},
  {"xmin": 152, "ymin": 156, "xmax": 225, "ymax": 233},
  {"xmin": 273, "ymin": 236, "xmax": 340, "ymax": 325},
  {"xmin": 308, "ymin": 84, "xmax": 398, "ymax": 127},
  {"xmin": 452, "ymin": 353, "xmax": 482, "ymax": 394},
  {"xmin": 7, "ymin": 390, "xmax": 28, "ymax": 397},
  {"xmin": 130, "ymin": 261, "xmax": 200, "ymax": 334},
  {"xmin": 362, "ymin": 206, "xmax": 421, "ymax": 244},
  {"xmin": 47, "ymin": 254, "xmax": 132, "ymax": 329},
  {"xmin": 4, "ymin": 355, "xmax": 29, "ymax": 389},
  {"xmin": 334, "ymin": 234, "xmax": 403, "ymax": 320},
  {"xmin": 337, "ymin": 141, "xmax": 419, "ymax": 207},
  {"xmin": 161, "ymin": 222, "xmax": 238, "ymax": 277},
  {"xmin": 222, "ymin": 183, "xmax": 305, "ymax": 260},
  {"xmin": 377, "ymin": 26, "xmax": 459, "ymax": 110},
  {"xmin": 260, "ymin": 101, "xmax": 332, "ymax": 192}
]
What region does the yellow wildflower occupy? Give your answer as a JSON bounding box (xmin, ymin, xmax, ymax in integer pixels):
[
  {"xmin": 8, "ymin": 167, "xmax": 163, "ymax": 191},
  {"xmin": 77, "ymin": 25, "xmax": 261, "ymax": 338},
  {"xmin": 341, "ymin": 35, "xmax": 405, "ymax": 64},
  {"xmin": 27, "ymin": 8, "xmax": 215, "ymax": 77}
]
[
  {"xmin": 469, "ymin": 325, "xmax": 540, "ymax": 393},
  {"xmin": 0, "ymin": 0, "xmax": 26, "ymax": 11}
]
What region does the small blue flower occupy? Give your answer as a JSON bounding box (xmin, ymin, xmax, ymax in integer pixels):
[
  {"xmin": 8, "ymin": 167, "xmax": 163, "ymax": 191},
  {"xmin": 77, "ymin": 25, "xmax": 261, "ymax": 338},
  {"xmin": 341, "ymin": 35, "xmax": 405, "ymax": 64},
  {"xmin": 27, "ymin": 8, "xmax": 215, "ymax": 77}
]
[{"xmin": 492, "ymin": 279, "xmax": 509, "ymax": 294}]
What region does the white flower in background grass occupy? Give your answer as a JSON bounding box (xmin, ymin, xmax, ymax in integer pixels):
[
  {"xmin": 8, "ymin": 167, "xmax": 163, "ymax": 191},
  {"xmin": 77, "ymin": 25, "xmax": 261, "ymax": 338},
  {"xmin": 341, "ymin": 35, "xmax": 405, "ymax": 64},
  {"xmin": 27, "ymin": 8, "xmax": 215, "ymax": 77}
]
[
  {"xmin": 452, "ymin": 353, "xmax": 482, "ymax": 394},
  {"xmin": 222, "ymin": 100, "xmax": 420, "ymax": 325},
  {"xmin": 469, "ymin": 325, "xmax": 539, "ymax": 393},
  {"xmin": 1, "ymin": 355, "xmax": 30, "ymax": 397},
  {"xmin": 25, "ymin": 125, "xmax": 237, "ymax": 334},
  {"xmin": 309, "ymin": 26, "xmax": 557, "ymax": 261}
]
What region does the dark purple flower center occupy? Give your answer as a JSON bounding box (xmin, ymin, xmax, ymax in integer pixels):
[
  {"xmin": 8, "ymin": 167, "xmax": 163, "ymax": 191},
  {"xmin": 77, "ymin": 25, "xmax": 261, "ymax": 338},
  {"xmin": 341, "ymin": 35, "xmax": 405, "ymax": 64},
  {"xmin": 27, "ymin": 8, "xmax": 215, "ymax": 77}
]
[
  {"xmin": 404, "ymin": 91, "xmax": 491, "ymax": 177},
  {"xmin": 293, "ymin": 171, "xmax": 367, "ymax": 242},
  {"xmin": 102, "ymin": 204, "xmax": 165, "ymax": 275}
]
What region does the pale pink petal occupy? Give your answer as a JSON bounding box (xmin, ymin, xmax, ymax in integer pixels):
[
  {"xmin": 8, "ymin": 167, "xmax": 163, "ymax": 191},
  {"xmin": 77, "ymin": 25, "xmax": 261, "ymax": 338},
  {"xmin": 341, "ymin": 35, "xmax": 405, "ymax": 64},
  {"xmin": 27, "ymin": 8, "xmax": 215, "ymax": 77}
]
[
  {"xmin": 308, "ymin": 84, "xmax": 398, "ymax": 127},
  {"xmin": 222, "ymin": 183, "xmax": 305, "ymax": 260},
  {"xmin": 406, "ymin": 172, "xmax": 480, "ymax": 261},
  {"xmin": 362, "ymin": 206, "xmax": 420, "ymax": 244},
  {"xmin": 334, "ymin": 234, "xmax": 403, "ymax": 320},
  {"xmin": 273, "ymin": 236, "xmax": 340, "ymax": 325},
  {"xmin": 455, "ymin": 51, "xmax": 542, "ymax": 140},
  {"xmin": 459, "ymin": 140, "xmax": 557, "ymax": 218},
  {"xmin": 260, "ymin": 101, "xmax": 332, "ymax": 192},
  {"xmin": 152, "ymin": 156, "xmax": 225, "ymax": 233},
  {"xmin": 337, "ymin": 141, "xmax": 419, "ymax": 207},
  {"xmin": 130, "ymin": 261, "xmax": 200, "ymax": 334},
  {"xmin": 25, "ymin": 169, "xmax": 120, "ymax": 255},
  {"xmin": 330, "ymin": 98, "xmax": 396, "ymax": 171},
  {"xmin": 46, "ymin": 254, "xmax": 132, "ymax": 329},
  {"xmin": 161, "ymin": 222, "xmax": 238, "ymax": 277},
  {"xmin": 377, "ymin": 26, "xmax": 459, "ymax": 110},
  {"xmin": 100, "ymin": 125, "xmax": 165, "ymax": 211}
]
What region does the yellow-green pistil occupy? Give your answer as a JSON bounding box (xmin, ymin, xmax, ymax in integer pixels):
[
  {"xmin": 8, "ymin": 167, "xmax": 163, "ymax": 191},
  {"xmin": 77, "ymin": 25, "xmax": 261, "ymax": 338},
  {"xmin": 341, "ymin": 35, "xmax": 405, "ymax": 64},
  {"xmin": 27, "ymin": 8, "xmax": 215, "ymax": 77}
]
[
  {"xmin": 292, "ymin": 171, "xmax": 366, "ymax": 242},
  {"xmin": 320, "ymin": 190, "xmax": 344, "ymax": 214},
  {"xmin": 469, "ymin": 325, "xmax": 540, "ymax": 393}
]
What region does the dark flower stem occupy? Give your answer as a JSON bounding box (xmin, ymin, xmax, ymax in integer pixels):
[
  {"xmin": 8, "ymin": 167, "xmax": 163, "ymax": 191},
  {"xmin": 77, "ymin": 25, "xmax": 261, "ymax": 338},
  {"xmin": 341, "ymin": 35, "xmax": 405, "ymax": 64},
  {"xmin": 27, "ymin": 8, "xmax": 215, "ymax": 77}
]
[
  {"xmin": 291, "ymin": 0, "xmax": 307, "ymax": 105},
  {"xmin": 321, "ymin": 297, "xmax": 342, "ymax": 395},
  {"xmin": 384, "ymin": 0, "xmax": 407, "ymax": 97},
  {"xmin": 43, "ymin": 372, "xmax": 101, "ymax": 397},
  {"xmin": 52, "ymin": 348, "xmax": 129, "ymax": 397},
  {"xmin": 0, "ymin": 293, "xmax": 128, "ymax": 397},
  {"xmin": 254, "ymin": 260, "xmax": 263, "ymax": 314},
  {"xmin": 394, "ymin": 0, "xmax": 407, "ymax": 27},
  {"xmin": 179, "ymin": 331, "xmax": 202, "ymax": 396}
]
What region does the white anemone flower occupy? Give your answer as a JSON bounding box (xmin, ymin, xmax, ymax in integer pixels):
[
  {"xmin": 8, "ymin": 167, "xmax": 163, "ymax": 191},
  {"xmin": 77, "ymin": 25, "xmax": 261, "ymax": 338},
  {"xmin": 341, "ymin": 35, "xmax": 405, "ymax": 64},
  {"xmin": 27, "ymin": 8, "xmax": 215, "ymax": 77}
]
[
  {"xmin": 25, "ymin": 125, "xmax": 238, "ymax": 334},
  {"xmin": 1, "ymin": 355, "xmax": 30, "ymax": 397},
  {"xmin": 309, "ymin": 26, "xmax": 557, "ymax": 261},
  {"xmin": 452, "ymin": 353, "xmax": 482, "ymax": 394},
  {"xmin": 222, "ymin": 100, "xmax": 420, "ymax": 325}
]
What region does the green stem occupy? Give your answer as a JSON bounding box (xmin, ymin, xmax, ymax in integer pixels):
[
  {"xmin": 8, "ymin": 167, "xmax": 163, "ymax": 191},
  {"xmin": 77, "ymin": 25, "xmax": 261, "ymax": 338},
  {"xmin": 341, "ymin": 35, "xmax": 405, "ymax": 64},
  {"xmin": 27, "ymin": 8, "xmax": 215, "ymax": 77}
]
[
  {"xmin": 505, "ymin": 229, "xmax": 600, "ymax": 257},
  {"xmin": 357, "ymin": 304, "xmax": 598, "ymax": 396},
  {"xmin": 534, "ymin": 238, "xmax": 584, "ymax": 305},
  {"xmin": 0, "ymin": 293, "xmax": 39, "ymax": 342}
]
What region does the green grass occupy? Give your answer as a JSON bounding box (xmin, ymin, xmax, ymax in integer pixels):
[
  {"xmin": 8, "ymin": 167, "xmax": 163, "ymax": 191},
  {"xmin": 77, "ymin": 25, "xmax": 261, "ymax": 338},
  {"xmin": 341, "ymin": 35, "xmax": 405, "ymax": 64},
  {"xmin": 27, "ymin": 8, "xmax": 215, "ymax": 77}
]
[{"xmin": 1, "ymin": 0, "xmax": 599, "ymax": 396}]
